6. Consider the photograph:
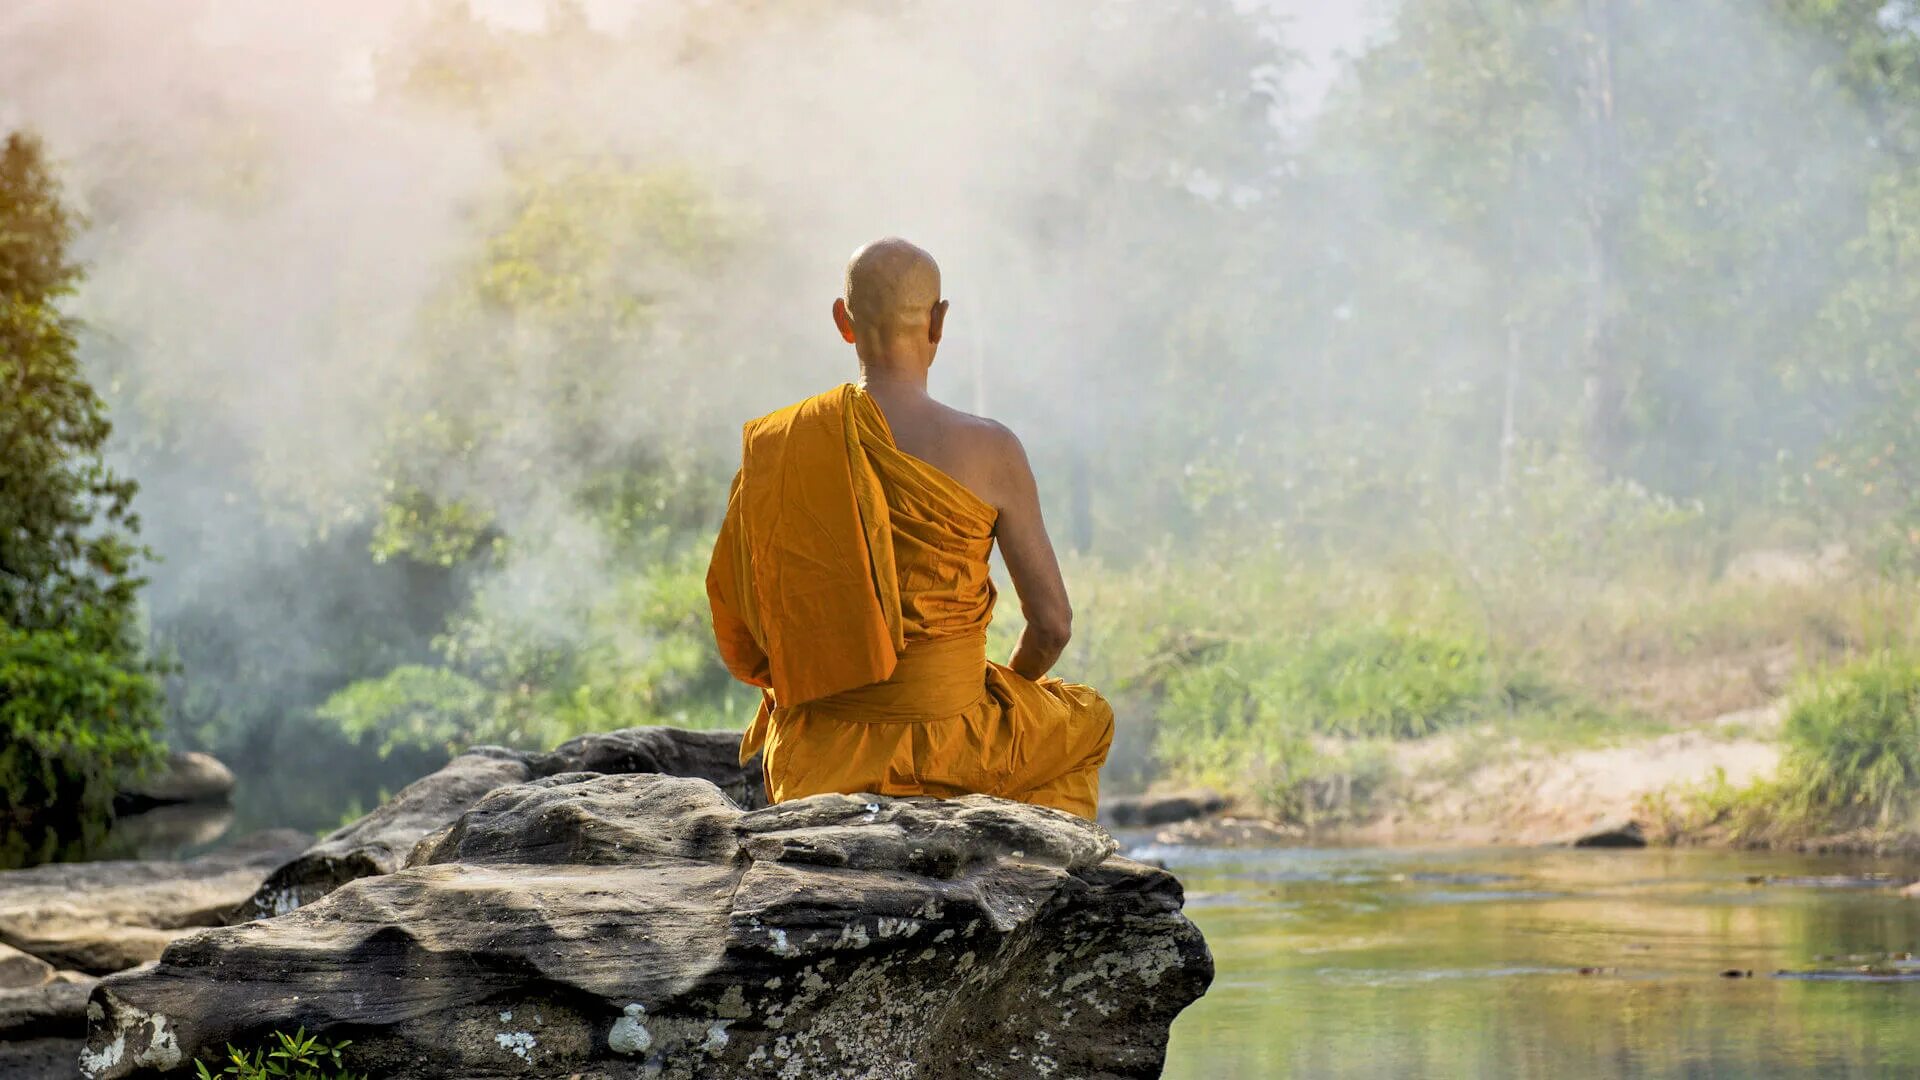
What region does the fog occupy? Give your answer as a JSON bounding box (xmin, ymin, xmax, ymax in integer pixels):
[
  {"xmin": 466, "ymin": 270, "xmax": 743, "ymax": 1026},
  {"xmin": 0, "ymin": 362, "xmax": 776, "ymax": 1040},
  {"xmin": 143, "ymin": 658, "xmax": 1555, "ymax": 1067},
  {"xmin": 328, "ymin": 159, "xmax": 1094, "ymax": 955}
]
[{"xmin": 1, "ymin": 0, "xmax": 1902, "ymax": 796}]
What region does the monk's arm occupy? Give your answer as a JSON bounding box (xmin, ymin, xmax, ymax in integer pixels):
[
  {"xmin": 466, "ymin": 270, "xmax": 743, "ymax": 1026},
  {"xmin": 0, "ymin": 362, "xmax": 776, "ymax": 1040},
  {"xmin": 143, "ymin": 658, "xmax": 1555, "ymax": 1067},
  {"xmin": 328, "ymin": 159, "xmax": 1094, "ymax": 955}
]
[{"xmin": 988, "ymin": 427, "xmax": 1073, "ymax": 680}]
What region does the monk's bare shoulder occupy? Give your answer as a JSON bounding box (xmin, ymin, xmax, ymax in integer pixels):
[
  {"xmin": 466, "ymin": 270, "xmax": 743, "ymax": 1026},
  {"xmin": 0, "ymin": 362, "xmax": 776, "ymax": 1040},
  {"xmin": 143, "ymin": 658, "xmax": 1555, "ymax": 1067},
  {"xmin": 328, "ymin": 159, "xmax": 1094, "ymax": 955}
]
[{"xmin": 932, "ymin": 403, "xmax": 1031, "ymax": 508}]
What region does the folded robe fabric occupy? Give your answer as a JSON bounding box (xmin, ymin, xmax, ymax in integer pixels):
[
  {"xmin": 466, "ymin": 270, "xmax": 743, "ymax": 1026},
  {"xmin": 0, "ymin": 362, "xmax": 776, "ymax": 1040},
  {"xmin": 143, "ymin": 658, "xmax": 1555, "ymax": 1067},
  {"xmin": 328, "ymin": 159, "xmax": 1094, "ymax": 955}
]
[{"xmin": 706, "ymin": 383, "xmax": 1112, "ymax": 820}]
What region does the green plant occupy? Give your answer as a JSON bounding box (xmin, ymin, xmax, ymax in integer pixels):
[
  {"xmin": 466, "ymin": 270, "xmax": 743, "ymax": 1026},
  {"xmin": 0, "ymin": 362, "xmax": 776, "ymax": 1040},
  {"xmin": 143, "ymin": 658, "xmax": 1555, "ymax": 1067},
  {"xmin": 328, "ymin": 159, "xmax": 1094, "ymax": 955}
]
[
  {"xmin": 316, "ymin": 663, "xmax": 490, "ymax": 759},
  {"xmin": 193, "ymin": 1027, "xmax": 366, "ymax": 1080},
  {"xmin": 1773, "ymin": 649, "xmax": 1920, "ymax": 828},
  {"xmin": 0, "ymin": 131, "xmax": 163, "ymax": 839},
  {"xmin": 0, "ymin": 623, "xmax": 163, "ymax": 822},
  {"xmin": 1148, "ymin": 615, "xmax": 1527, "ymax": 821},
  {"xmin": 1267, "ymin": 623, "xmax": 1496, "ymax": 739}
]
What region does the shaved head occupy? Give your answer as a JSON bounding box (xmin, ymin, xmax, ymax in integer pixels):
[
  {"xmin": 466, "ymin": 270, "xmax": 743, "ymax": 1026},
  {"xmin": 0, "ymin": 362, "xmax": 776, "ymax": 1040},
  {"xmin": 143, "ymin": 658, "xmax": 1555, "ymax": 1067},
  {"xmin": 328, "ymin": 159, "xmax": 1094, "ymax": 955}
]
[{"xmin": 843, "ymin": 237, "xmax": 942, "ymax": 334}]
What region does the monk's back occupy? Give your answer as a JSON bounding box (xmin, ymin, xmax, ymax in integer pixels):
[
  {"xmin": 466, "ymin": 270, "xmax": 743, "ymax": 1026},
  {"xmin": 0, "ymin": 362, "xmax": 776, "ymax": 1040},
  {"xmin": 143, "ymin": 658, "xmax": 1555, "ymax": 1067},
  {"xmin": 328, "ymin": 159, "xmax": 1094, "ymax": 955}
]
[{"xmin": 858, "ymin": 385, "xmax": 1011, "ymax": 512}]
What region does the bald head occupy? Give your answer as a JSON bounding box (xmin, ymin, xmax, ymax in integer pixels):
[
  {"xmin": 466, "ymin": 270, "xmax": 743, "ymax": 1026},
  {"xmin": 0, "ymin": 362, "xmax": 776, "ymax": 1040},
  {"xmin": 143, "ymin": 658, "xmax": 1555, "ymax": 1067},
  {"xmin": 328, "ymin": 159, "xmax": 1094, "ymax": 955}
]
[
  {"xmin": 844, "ymin": 237, "xmax": 942, "ymax": 334},
  {"xmin": 833, "ymin": 237, "xmax": 949, "ymax": 373}
]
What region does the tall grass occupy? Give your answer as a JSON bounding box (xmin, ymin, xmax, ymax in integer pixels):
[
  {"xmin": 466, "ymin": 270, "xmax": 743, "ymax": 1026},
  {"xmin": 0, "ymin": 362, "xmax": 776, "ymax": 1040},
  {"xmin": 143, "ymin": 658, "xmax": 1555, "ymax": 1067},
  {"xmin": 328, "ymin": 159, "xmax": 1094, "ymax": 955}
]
[
  {"xmin": 1147, "ymin": 616, "xmax": 1538, "ymax": 821},
  {"xmin": 1773, "ymin": 650, "xmax": 1920, "ymax": 829}
]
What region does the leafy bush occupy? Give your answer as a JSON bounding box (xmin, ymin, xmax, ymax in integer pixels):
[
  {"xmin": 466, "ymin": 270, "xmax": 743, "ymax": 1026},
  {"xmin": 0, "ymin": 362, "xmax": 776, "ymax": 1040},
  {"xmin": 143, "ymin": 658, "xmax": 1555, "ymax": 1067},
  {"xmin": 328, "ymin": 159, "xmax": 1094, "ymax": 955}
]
[
  {"xmin": 194, "ymin": 1028, "xmax": 365, "ymax": 1080},
  {"xmin": 1773, "ymin": 650, "xmax": 1920, "ymax": 828},
  {"xmin": 319, "ymin": 550, "xmax": 753, "ymax": 758},
  {"xmin": 0, "ymin": 131, "xmax": 163, "ymax": 847},
  {"xmin": 0, "ymin": 624, "xmax": 162, "ymax": 817}
]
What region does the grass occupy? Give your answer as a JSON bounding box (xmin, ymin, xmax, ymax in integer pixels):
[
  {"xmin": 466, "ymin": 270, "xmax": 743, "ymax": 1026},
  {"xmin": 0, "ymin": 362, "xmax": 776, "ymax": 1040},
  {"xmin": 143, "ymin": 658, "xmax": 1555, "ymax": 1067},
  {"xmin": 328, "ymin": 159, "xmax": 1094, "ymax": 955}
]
[
  {"xmin": 1142, "ymin": 611, "xmax": 1549, "ymax": 822},
  {"xmin": 1774, "ymin": 650, "xmax": 1920, "ymax": 829},
  {"xmin": 1034, "ymin": 522, "xmax": 1917, "ymax": 831}
]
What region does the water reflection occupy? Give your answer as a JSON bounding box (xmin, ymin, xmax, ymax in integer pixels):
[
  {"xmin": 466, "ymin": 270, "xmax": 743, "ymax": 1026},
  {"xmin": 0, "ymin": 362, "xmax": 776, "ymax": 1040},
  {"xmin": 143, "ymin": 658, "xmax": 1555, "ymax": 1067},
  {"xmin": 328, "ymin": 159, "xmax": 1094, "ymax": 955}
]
[{"xmin": 1156, "ymin": 845, "xmax": 1920, "ymax": 1079}]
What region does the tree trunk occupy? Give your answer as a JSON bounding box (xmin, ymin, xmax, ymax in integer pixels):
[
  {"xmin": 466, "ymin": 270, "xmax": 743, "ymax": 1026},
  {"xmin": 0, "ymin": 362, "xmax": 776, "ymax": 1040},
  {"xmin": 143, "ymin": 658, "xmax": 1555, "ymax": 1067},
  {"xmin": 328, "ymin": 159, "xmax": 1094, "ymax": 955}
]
[{"xmin": 1579, "ymin": 0, "xmax": 1626, "ymax": 474}]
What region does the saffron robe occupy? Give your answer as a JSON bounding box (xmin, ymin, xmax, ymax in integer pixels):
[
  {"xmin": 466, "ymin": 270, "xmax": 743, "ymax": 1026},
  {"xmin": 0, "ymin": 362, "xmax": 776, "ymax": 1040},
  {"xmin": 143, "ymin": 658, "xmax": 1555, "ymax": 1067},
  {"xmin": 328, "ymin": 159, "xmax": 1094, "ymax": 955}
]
[{"xmin": 706, "ymin": 384, "xmax": 1112, "ymax": 820}]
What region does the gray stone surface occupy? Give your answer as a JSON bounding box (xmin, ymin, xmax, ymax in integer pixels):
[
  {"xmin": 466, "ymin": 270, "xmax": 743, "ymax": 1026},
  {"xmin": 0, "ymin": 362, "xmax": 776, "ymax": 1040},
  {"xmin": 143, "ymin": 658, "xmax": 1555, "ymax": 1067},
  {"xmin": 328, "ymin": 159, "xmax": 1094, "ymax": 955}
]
[
  {"xmin": 0, "ymin": 831, "xmax": 310, "ymax": 974},
  {"xmin": 0, "ymin": 1035, "xmax": 88, "ymax": 1080},
  {"xmin": 87, "ymin": 775, "xmax": 1212, "ymax": 1079},
  {"xmin": 0, "ymin": 971, "xmax": 97, "ymax": 1038},
  {"xmin": 0, "ymin": 942, "xmax": 55, "ymax": 989},
  {"xmin": 0, "ymin": 969, "xmax": 102, "ymax": 1080},
  {"xmin": 234, "ymin": 727, "xmax": 764, "ymax": 921}
]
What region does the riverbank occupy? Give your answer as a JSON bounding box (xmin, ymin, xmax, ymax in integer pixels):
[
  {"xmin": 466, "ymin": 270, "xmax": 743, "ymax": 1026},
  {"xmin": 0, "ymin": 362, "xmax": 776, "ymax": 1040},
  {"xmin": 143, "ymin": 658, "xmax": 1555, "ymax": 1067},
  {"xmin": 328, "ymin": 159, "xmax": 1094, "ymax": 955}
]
[
  {"xmin": 1071, "ymin": 539, "xmax": 1920, "ymax": 855},
  {"xmin": 1136, "ymin": 690, "xmax": 1920, "ymax": 856}
]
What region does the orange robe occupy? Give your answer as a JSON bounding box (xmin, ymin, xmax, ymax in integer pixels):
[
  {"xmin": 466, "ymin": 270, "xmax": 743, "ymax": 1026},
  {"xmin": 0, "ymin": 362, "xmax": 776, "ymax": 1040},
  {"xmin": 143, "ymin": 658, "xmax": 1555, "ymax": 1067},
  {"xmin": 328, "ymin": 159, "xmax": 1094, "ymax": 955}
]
[{"xmin": 706, "ymin": 384, "xmax": 1113, "ymax": 820}]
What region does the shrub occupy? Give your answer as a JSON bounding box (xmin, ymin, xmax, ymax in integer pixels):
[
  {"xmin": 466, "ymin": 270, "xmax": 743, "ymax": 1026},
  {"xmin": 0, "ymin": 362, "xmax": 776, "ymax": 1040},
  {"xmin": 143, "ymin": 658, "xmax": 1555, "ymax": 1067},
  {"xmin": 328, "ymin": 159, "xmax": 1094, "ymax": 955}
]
[
  {"xmin": 0, "ymin": 623, "xmax": 162, "ymax": 814},
  {"xmin": 1266, "ymin": 623, "xmax": 1494, "ymax": 739},
  {"xmin": 1774, "ymin": 650, "xmax": 1920, "ymax": 828},
  {"xmin": 318, "ymin": 550, "xmax": 753, "ymax": 758},
  {"xmin": 0, "ymin": 131, "xmax": 163, "ymax": 846}
]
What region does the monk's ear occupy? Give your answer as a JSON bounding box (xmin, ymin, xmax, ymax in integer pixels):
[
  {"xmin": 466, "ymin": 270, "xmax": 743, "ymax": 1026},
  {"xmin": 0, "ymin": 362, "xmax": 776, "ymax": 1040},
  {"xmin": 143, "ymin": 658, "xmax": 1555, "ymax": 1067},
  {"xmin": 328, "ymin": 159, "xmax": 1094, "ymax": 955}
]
[
  {"xmin": 832, "ymin": 298, "xmax": 857, "ymax": 344},
  {"xmin": 928, "ymin": 299, "xmax": 949, "ymax": 345}
]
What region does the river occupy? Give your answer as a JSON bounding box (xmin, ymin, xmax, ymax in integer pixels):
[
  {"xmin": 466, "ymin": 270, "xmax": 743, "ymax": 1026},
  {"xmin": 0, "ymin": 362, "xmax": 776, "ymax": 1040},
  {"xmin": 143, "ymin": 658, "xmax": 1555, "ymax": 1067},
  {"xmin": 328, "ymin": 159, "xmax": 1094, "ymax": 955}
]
[{"xmin": 1149, "ymin": 843, "xmax": 1920, "ymax": 1078}]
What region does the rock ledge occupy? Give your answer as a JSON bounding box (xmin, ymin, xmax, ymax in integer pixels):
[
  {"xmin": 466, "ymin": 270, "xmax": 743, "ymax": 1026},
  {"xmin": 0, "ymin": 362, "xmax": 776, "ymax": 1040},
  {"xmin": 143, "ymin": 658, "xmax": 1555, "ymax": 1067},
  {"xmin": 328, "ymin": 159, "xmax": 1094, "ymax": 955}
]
[{"xmin": 87, "ymin": 774, "xmax": 1212, "ymax": 1079}]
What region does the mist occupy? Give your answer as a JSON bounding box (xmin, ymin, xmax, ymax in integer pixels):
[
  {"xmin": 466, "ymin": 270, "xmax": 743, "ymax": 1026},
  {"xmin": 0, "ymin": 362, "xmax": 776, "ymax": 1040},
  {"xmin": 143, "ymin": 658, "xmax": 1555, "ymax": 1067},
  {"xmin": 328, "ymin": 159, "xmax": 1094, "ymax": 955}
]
[{"xmin": 2, "ymin": 0, "xmax": 1910, "ymax": 815}]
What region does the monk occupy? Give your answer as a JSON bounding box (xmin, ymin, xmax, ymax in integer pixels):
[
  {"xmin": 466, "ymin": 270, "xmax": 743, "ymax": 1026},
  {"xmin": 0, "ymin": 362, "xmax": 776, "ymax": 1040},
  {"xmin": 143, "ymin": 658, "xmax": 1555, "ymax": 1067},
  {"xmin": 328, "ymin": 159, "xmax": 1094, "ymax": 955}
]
[{"xmin": 705, "ymin": 237, "xmax": 1113, "ymax": 820}]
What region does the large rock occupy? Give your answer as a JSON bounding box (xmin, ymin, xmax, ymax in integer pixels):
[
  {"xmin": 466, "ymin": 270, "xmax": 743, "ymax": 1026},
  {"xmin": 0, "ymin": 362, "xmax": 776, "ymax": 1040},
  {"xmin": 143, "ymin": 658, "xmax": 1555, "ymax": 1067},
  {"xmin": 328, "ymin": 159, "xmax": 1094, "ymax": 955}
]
[
  {"xmin": 115, "ymin": 752, "xmax": 236, "ymax": 813},
  {"xmin": 0, "ymin": 831, "xmax": 309, "ymax": 974},
  {"xmin": 234, "ymin": 727, "xmax": 763, "ymax": 921},
  {"xmin": 87, "ymin": 774, "xmax": 1212, "ymax": 1079},
  {"xmin": 234, "ymin": 749, "xmax": 532, "ymax": 920}
]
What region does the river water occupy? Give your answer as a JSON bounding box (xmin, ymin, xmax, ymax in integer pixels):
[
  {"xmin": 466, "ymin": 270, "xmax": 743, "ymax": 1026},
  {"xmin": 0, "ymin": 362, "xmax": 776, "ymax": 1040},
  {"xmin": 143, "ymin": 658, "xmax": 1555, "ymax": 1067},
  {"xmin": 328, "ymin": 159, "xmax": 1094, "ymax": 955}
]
[{"xmin": 1149, "ymin": 843, "xmax": 1920, "ymax": 1079}]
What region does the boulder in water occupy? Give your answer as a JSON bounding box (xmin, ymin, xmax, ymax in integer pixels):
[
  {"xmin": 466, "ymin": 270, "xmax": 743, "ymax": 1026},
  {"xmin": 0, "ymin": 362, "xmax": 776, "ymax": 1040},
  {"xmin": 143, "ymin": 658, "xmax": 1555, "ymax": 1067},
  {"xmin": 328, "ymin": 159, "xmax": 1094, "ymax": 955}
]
[
  {"xmin": 1102, "ymin": 789, "xmax": 1230, "ymax": 828},
  {"xmin": 114, "ymin": 751, "xmax": 236, "ymax": 813},
  {"xmin": 87, "ymin": 774, "xmax": 1212, "ymax": 1079},
  {"xmin": 1565, "ymin": 819, "xmax": 1647, "ymax": 848}
]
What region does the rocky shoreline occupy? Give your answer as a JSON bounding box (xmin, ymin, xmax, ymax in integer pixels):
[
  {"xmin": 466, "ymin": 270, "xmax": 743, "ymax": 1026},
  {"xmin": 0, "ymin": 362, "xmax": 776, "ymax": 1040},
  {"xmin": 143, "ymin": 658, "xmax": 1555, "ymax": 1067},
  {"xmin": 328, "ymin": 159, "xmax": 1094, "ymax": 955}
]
[{"xmin": 0, "ymin": 728, "xmax": 1213, "ymax": 1079}]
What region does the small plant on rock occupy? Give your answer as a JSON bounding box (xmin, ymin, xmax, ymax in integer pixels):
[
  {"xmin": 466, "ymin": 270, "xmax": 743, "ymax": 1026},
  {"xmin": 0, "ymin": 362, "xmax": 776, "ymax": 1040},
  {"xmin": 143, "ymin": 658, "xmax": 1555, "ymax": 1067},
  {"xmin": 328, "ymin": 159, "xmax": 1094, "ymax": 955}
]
[{"xmin": 192, "ymin": 1027, "xmax": 366, "ymax": 1080}]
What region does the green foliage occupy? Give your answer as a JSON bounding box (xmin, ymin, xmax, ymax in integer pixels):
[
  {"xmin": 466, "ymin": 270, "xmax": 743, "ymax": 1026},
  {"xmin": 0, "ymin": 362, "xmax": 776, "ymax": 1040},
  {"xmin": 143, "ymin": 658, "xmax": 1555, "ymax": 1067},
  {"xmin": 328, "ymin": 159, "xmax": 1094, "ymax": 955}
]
[
  {"xmin": 1644, "ymin": 651, "xmax": 1920, "ymax": 846},
  {"xmin": 322, "ymin": 548, "xmax": 753, "ymax": 757},
  {"xmin": 1774, "ymin": 650, "xmax": 1920, "ymax": 828},
  {"xmin": 1149, "ymin": 612, "xmax": 1526, "ymax": 821},
  {"xmin": 194, "ymin": 1027, "xmax": 365, "ymax": 1080},
  {"xmin": 0, "ymin": 132, "xmax": 149, "ymax": 647},
  {"xmin": 317, "ymin": 664, "xmax": 489, "ymax": 759},
  {"xmin": 320, "ymin": 147, "xmax": 757, "ymax": 761},
  {"xmin": 0, "ymin": 622, "xmax": 162, "ymax": 864},
  {"xmin": 1264, "ymin": 624, "xmax": 1499, "ymax": 740},
  {"xmin": 0, "ymin": 131, "xmax": 162, "ymax": 836}
]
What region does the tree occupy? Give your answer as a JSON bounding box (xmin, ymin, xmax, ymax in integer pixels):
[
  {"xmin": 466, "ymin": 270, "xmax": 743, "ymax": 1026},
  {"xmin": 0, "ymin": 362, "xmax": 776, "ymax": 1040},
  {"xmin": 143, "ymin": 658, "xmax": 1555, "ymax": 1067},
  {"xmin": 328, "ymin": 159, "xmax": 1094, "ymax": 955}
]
[{"xmin": 0, "ymin": 131, "xmax": 161, "ymax": 857}]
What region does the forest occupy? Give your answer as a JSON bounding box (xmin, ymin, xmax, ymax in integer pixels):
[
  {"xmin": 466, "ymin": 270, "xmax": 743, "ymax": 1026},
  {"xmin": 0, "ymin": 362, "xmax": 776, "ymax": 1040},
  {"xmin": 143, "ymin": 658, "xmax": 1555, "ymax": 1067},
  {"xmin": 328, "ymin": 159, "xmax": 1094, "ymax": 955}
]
[{"xmin": 5, "ymin": 0, "xmax": 1920, "ymax": 863}]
